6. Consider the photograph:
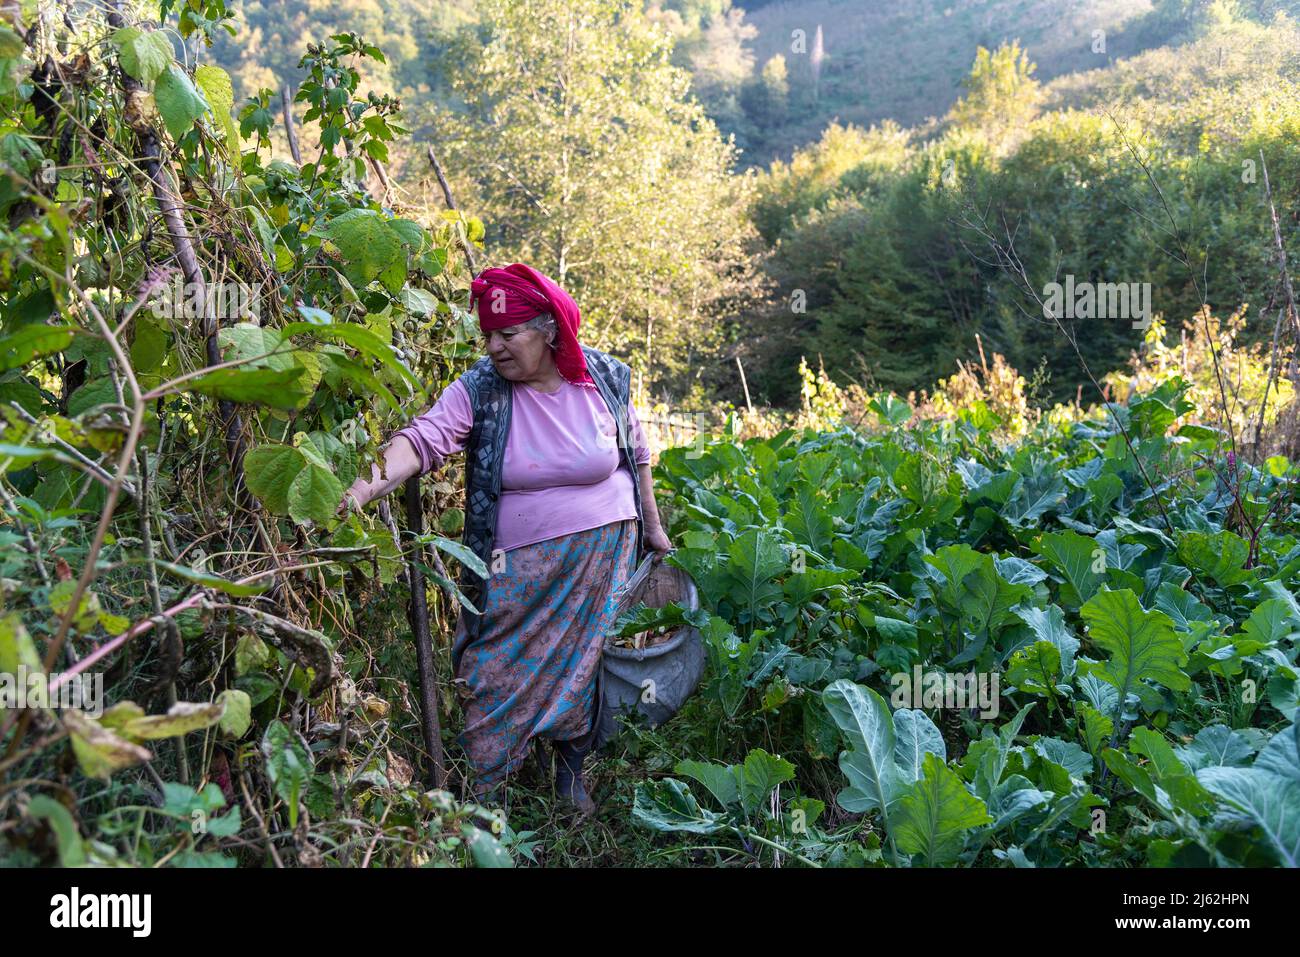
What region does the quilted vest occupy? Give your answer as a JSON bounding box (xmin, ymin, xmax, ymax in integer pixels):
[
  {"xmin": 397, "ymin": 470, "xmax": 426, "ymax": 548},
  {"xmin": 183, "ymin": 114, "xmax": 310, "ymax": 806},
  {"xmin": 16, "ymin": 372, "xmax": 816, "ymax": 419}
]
[{"xmin": 451, "ymin": 344, "xmax": 644, "ymax": 669}]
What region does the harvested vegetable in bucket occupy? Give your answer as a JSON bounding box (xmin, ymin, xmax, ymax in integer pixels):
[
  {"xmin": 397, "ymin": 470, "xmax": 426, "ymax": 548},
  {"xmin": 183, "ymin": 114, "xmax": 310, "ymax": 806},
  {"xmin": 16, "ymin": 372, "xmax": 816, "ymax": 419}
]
[{"xmin": 606, "ymin": 600, "xmax": 698, "ymax": 650}]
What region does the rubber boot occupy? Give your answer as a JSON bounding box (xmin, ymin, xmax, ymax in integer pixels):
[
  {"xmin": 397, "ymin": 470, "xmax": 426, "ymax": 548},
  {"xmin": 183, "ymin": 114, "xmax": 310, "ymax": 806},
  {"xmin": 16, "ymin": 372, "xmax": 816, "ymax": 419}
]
[{"xmin": 553, "ymin": 738, "xmax": 596, "ymax": 817}]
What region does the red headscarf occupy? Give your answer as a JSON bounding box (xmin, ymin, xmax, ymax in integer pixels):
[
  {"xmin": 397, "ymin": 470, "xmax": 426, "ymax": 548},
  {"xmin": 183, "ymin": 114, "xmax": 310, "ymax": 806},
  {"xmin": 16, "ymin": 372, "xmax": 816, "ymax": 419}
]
[{"xmin": 469, "ymin": 263, "xmax": 596, "ymax": 389}]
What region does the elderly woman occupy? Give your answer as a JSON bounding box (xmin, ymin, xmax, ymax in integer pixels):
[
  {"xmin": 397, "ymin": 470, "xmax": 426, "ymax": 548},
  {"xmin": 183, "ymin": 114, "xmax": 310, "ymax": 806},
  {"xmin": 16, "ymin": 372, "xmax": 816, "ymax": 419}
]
[{"xmin": 339, "ymin": 263, "xmax": 671, "ymax": 814}]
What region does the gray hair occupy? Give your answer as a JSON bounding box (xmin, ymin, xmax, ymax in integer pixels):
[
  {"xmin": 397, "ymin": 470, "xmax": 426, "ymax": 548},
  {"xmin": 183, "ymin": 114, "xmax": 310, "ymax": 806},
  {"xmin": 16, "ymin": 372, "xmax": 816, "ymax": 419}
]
[{"xmin": 520, "ymin": 312, "xmax": 559, "ymax": 348}]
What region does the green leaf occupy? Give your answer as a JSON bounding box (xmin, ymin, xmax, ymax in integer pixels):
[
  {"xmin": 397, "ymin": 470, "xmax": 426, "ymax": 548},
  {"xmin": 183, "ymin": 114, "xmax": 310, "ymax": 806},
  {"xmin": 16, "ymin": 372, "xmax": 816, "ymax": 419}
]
[
  {"xmin": 299, "ymin": 430, "xmax": 357, "ymax": 489},
  {"xmin": 0, "ymin": 611, "xmax": 42, "ymax": 682},
  {"xmin": 1079, "ymin": 703, "xmax": 1113, "ymax": 756},
  {"xmin": 203, "ymin": 806, "xmax": 242, "ymax": 839},
  {"xmin": 1254, "ymin": 723, "xmax": 1299, "ymax": 786},
  {"xmin": 1000, "ymin": 472, "xmax": 1067, "ymax": 526},
  {"xmin": 317, "ymin": 350, "xmax": 402, "ymax": 413},
  {"xmin": 67, "ymin": 379, "xmax": 116, "ymax": 417},
  {"xmin": 1032, "ymin": 736, "xmax": 1093, "ymax": 782},
  {"xmin": 922, "ymin": 544, "xmax": 1031, "ymax": 639},
  {"xmin": 219, "ymin": 322, "xmax": 290, "ymax": 366},
  {"xmin": 1176, "ymin": 531, "xmax": 1254, "ymax": 588},
  {"xmin": 892, "ymin": 752, "xmax": 991, "ymax": 866},
  {"xmin": 1034, "ymin": 531, "xmax": 1105, "ymax": 607},
  {"xmin": 966, "ymin": 703, "xmax": 1035, "ymax": 802},
  {"xmin": 418, "ymin": 248, "xmax": 448, "ymax": 278},
  {"xmin": 194, "ymin": 64, "xmax": 238, "ymax": 147},
  {"xmin": 286, "ymin": 452, "xmax": 344, "ymax": 526},
  {"xmin": 399, "ymin": 287, "xmax": 439, "ymax": 316},
  {"xmin": 893, "ymin": 708, "xmax": 946, "ymax": 785},
  {"xmin": 0, "ymin": 443, "xmax": 67, "ymax": 469},
  {"xmin": 465, "ymin": 825, "xmax": 514, "ymax": 867},
  {"xmin": 1238, "ymin": 598, "xmax": 1300, "ymax": 646},
  {"xmin": 155, "ymin": 560, "xmax": 267, "ymax": 596},
  {"xmin": 429, "ymin": 535, "xmax": 489, "ymax": 580},
  {"xmin": 1006, "ymin": 640, "xmax": 1062, "ymax": 697},
  {"xmin": 674, "ymin": 759, "xmax": 740, "ymax": 809},
  {"xmin": 244, "ymin": 443, "xmax": 303, "ymax": 514},
  {"xmin": 1154, "ymin": 582, "xmax": 1216, "ymax": 632},
  {"xmin": 1196, "ymin": 766, "xmax": 1300, "ymax": 867},
  {"xmin": 244, "ymin": 440, "xmax": 343, "ymax": 526},
  {"xmin": 387, "ymin": 218, "xmax": 427, "ymax": 250},
  {"xmin": 870, "ymin": 393, "xmax": 912, "ymax": 426},
  {"xmin": 130, "ymin": 316, "xmax": 168, "ymax": 374},
  {"xmin": 723, "ymin": 528, "xmax": 788, "ymax": 627},
  {"xmin": 0, "ymin": 25, "xmax": 25, "ymax": 59},
  {"xmin": 49, "ymin": 580, "xmax": 103, "ymax": 633},
  {"xmin": 631, "ymin": 779, "xmax": 725, "ymax": 834},
  {"xmin": 378, "ymin": 257, "xmax": 407, "ymax": 296},
  {"xmin": 161, "ymin": 781, "xmax": 225, "ymax": 820},
  {"xmin": 235, "ymin": 633, "xmax": 271, "ymax": 676},
  {"xmin": 216, "ymin": 689, "xmax": 252, "ymax": 738},
  {"xmin": 0, "ymin": 324, "xmax": 75, "ymax": 372},
  {"xmin": 1080, "ymin": 589, "xmax": 1189, "ymax": 715},
  {"xmin": 187, "ymin": 365, "xmax": 307, "ymax": 409},
  {"xmin": 786, "ymin": 484, "xmax": 833, "ymax": 556},
  {"xmin": 121, "ymin": 700, "xmax": 226, "ymax": 740},
  {"xmin": 822, "ymin": 679, "xmax": 901, "ymax": 816},
  {"xmin": 281, "ymin": 319, "xmax": 424, "ymax": 399},
  {"xmin": 1129, "ymin": 726, "xmax": 1215, "ymax": 815},
  {"xmin": 97, "ymin": 702, "xmax": 145, "ymax": 734},
  {"xmin": 262, "ymin": 720, "xmax": 313, "ymax": 829},
  {"xmin": 323, "ymin": 209, "xmax": 404, "ymax": 285},
  {"xmin": 1175, "ymin": 724, "xmax": 1254, "ymax": 771},
  {"xmin": 112, "ymin": 27, "xmax": 173, "ymax": 87},
  {"xmin": 154, "ymin": 64, "xmax": 210, "ymax": 140},
  {"xmin": 26, "ymin": 796, "xmax": 86, "ymax": 866},
  {"xmin": 738, "ymin": 748, "xmax": 796, "ymax": 815},
  {"xmin": 62, "ymin": 709, "xmax": 153, "ymax": 780}
]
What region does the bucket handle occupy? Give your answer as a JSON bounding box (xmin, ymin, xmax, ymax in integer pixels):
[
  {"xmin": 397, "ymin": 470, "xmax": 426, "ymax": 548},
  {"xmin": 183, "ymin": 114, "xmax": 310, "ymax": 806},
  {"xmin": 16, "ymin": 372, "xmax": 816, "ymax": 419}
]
[{"xmin": 612, "ymin": 548, "xmax": 671, "ymax": 618}]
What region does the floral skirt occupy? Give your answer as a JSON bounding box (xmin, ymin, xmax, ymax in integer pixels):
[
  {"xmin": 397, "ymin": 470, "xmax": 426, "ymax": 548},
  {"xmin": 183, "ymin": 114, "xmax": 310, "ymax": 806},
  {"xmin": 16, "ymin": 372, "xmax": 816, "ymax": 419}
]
[{"xmin": 453, "ymin": 518, "xmax": 639, "ymax": 791}]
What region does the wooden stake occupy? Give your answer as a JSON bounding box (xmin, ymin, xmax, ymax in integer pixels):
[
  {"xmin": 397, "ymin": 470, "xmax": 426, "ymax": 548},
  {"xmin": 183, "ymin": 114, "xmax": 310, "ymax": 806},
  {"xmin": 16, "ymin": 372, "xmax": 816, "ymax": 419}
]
[
  {"xmin": 281, "ymin": 86, "xmax": 302, "ymax": 164},
  {"xmin": 401, "ymin": 481, "xmax": 446, "ymax": 789}
]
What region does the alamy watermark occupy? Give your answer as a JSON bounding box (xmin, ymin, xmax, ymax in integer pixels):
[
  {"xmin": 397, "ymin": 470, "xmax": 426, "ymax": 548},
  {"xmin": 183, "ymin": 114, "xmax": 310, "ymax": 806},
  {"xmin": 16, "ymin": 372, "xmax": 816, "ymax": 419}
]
[
  {"xmin": 150, "ymin": 276, "xmax": 259, "ymax": 321},
  {"xmin": 49, "ymin": 887, "xmax": 151, "ymax": 937},
  {"xmin": 0, "ymin": 666, "xmax": 104, "ymax": 718},
  {"xmin": 1042, "ymin": 274, "xmax": 1152, "ymax": 330},
  {"xmin": 592, "ymin": 403, "xmax": 709, "ymax": 459},
  {"xmin": 890, "ymin": 665, "xmax": 1001, "ymax": 718}
]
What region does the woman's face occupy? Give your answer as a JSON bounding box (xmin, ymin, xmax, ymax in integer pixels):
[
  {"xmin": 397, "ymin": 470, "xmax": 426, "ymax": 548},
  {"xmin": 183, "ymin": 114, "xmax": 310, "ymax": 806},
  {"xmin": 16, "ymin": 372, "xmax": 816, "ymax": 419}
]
[{"xmin": 483, "ymin": 324, "xmax": 552, "ymax": 380}]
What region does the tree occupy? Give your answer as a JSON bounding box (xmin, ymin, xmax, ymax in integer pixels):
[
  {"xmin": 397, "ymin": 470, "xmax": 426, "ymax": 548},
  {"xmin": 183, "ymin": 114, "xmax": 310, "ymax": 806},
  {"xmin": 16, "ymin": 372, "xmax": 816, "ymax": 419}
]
[
  {"xmin": 432, "ymin": 0, "xmax": 765, "ymax": 395},
  {"xmin": 948, "ymin": 41, "xmax": 1043, "ymax": 147},
  {"xmin": 1150, "ymin": 0, "xmax": 1245, "ymax": 35},
  {"xmin": 686, "ymin": 4, "xmax": 756, "ymax": 98},
  {"xmin": 740, "ymin": 54, "xmax": 790, "ymax": 128}
]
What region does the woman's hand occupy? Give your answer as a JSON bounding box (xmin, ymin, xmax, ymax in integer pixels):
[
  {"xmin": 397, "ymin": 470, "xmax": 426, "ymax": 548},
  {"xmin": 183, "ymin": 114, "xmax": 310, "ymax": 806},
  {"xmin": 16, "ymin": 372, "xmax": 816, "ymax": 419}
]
[
  {"xmin": 336, "ymin": 488, "xmax": 363, "ymax": 519},
  {"xmin": 334, "ymin": 437, "xmax": 421, "ymax": 519},
  {"xmin": 643, "ymin": 523, "xmax": 672, "ymax": 554}
]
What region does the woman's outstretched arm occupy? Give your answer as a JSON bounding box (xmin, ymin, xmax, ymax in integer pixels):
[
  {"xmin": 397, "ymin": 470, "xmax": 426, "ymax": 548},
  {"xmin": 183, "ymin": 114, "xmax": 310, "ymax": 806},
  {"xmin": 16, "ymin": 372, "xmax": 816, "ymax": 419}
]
[
  {"xmin": 340, "ymin": 435, "xmax": 422, "ymax": 512},
  {"xmin": 338, "ymin": 379, "xmax": 474, "ymax": 514}
]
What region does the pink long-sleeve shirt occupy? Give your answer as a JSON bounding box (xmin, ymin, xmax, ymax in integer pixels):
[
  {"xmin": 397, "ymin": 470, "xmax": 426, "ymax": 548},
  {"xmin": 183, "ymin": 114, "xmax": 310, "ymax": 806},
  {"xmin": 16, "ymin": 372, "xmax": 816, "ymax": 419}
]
[{"xmin": 394, "ymin": 376, "xmax": 652, "ymax": 552}]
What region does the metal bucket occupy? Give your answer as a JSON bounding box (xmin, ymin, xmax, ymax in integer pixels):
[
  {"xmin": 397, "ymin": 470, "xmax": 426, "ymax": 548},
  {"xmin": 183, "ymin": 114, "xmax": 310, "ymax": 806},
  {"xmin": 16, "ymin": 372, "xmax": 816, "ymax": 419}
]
[{"xmin": 593, "ymin": 552, "xmax": 706, "ymax": 748}]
